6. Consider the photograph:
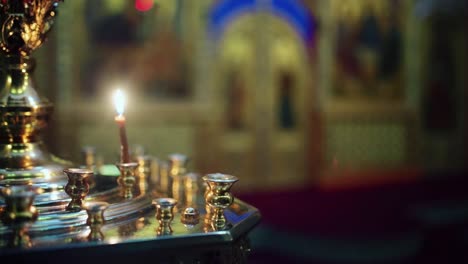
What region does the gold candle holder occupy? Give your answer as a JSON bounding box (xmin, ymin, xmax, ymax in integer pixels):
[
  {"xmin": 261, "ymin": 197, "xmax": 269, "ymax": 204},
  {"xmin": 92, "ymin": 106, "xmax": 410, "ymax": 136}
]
[
  {"xmin": 149, "ymin": 157, "xmax": 160, "ymax": 185},
  {"xmin": 64, "ymin": 168, "xmax": 92, "ymax": 212},
  {"xmin": 168, "ymin": 154, "xmax": 188, "ymax": 204},
  {"xmin": 0, "ymin": 186, "xmax": 41, "ymax": 247},
  {"xmin": 153, "ymin": 198, "xmax": 177, "ymax": 236},
  {"xmin": 84, "ymin": 202, "xmax": 109, "ymax": 242},
  {"xmin": 184, "ymin": 172, "xmax": 200, "ymax": 207},
  {"xmin": 115, "ymin": 162, "xmax": 138, "ymax": 199},
  {"xmin": 203, "ymin": 173, "xmax": 238, "ymax": 229},
  {"xmin": 158, "ymin": 160, "xmax": 170, "ymax": 194},
  {"xmin": 136, "ymin": 155, "xmax": 154, "ymax": 195}
]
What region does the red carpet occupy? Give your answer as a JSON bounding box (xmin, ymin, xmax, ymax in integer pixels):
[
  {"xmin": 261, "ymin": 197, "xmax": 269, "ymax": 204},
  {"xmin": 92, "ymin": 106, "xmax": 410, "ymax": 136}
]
[{"xmin": 237, "ymin": 169, "xmax": 468, "ymax": 263}]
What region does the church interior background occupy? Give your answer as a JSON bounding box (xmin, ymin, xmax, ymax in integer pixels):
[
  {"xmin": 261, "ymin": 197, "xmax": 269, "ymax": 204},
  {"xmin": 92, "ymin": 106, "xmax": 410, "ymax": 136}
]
[{"xmin": 30, "ymin": 0, "xmax": 467, "ymax": 262}]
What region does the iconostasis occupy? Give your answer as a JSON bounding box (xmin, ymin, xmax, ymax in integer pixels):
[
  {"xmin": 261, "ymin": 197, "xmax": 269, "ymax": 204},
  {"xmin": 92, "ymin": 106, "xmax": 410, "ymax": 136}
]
[{"xmin": 34, "ymin": 0, "xmax": 467, "ymax": 190}]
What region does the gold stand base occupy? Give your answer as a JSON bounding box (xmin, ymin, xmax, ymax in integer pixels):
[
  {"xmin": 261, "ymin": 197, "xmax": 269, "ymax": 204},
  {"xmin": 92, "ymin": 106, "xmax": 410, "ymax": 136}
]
[{"xmin": 0, "ymin": 141, "xmax": 70, "ymax": 186}]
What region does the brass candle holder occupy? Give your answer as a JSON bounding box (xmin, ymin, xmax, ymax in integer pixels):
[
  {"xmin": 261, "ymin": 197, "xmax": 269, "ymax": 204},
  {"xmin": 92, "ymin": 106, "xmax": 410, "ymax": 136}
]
[
  {"xmin": 115, "ymin": 162, "xmax": 138, "ymax": 199},
  {"xmin": 0, "ymin": 186, "xmax": 41, "ymax": 247},
  {"xmin": 203, "ymin": 173, "xmax": 238, "ymax": 229},
  {"xmin": 184, "ymin": 172, "xmax": 200, "ymax": 207},
  {"xmin": 149, "ymin": 157, "xmax": 160, "ymax": 185},
  {"xmin": 136, "ymin": 155, "xmax": 153, "ymax": 195},
  {"xmin": 64, "ymin": 168, "xmax": 92, "ymax": 212},
  {"xmin": 84, "ymin": 201, "xmax": 109, "ymax": 242},
  {"xmin": 153, "ymin": 198, "xmax": 177, "ymax": 236},
  {"xmin": 158, "ymin": 160, "xmax": 170, "ymax": 194},
  {"xmin": 169, "ymin": 154, "xmax": 188, "ymax": 204},
  {"xmin": 0, "ymin": 1, "xmax": 262, "ymax": 261}
]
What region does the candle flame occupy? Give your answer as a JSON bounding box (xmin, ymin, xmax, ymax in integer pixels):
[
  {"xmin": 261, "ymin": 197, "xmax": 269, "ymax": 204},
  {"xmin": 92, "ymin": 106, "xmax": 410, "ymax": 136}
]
[{"xmin": 113, "ymin": 89, "xmax": 126, "ymax": 116}]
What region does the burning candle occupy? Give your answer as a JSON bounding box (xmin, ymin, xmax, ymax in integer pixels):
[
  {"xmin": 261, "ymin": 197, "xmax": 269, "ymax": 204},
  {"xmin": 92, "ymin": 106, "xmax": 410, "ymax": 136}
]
[{"xmin": 113, "ymin": 89, "xmax": 130, "ymax": 163}]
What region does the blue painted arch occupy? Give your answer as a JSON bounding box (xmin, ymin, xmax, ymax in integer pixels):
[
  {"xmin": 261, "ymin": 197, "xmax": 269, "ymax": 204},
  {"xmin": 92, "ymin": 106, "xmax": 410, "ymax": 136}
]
[{"xmin": 208, "ymin": 0, "xmax": 316, "ymax": 44}]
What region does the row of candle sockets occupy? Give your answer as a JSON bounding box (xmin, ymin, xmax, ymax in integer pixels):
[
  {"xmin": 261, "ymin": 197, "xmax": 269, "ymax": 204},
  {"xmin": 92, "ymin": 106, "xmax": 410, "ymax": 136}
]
[
  {"xmin": 0, "ymin": 153, "xmax": 239, "ymax": 247},
  {"xmin": 81, "ymin": 147, "xmax": 204, "ymax": 203},
  {"xmin": 77, "ymin": 149, "xmax": 240, "ymax": 234}
]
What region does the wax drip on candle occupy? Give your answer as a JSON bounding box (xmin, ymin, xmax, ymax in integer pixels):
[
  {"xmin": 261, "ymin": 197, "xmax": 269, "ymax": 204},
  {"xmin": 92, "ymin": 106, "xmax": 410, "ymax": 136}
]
[{"xmin": 113, "ymin": 89, "xmax": 130, "ymax": 163}]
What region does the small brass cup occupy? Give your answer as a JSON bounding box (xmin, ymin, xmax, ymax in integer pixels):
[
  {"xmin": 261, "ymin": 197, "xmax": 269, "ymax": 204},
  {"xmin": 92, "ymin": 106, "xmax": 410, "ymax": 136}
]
[
  {"xmin": 136, "ymin": 155, "xmax": 154, "ymax": 195},
  {"xmin": 203, "ymin": 173, "xmax": 238, "ymax": 229},
  {"xmin": 168, "ymin": 154, "xmax": 189, "ymax": 204},
  {"xmin": 115, "ymin": 162, "xmax": 139, "ymax": 199},
  {"xmin": 159, "ymin": 161, "xmax": 170, "ymax": 194},
  {"xmin": 184, "ymin": 173, "xmax": 200, "ymax": 207},
  {"xmin": 64, "ymin": 168, "xmax": 92, "ymax": 212},
  {"xmin": 153, "ymin": 198, "xmax": 177, "ymax": 236}
]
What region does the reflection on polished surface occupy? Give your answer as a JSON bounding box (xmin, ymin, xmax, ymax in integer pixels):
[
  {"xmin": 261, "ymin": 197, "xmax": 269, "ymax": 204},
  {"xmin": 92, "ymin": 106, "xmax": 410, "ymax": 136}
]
[
  {"xmin": 84, "ymin": 201, "xmax": 109, "ymax": 241},
  {"xmin": 0, "ymin": 160, "xmax": 260, "ymax": 263},
  {"xmin": 0, "ymin": 172, "xmax": 260, "ymax": 260},
  {"xmin": 0, "ymin": 186, "xmax": 41, "ymax": 248}
]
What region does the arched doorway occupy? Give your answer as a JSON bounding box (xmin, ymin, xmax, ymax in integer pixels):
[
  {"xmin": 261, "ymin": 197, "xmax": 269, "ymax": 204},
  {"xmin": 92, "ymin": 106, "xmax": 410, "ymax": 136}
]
[{"xmin": 204, "ymin": 0, "xmax": 318, "ymax": 189}]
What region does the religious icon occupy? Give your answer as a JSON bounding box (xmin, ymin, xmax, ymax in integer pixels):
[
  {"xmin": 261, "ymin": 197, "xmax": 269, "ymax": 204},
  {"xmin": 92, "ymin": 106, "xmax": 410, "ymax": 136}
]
[{"xmin": 331, "ymin": 0, "xmax": 403, "ymax": 100}]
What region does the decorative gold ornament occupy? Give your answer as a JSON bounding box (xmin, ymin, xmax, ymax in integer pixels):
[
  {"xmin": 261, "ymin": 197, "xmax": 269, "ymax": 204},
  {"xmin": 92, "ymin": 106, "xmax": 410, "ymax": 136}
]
[{"xmin": 0, "ymin": 0, "xmax": 68, "ymax": 183}]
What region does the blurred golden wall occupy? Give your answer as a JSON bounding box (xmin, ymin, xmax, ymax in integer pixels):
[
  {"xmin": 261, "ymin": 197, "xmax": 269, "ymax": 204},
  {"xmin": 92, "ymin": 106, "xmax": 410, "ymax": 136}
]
[{"xmin": 34, "ymin": 0, "xmax": 467, "ymax": 190}]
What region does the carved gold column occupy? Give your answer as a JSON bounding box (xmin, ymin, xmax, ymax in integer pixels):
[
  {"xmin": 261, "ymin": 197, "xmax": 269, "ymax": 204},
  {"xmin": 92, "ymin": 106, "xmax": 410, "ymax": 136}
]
[{"xmin": 0, "ymin": 0, "xmax": 69, "ymax": 184}]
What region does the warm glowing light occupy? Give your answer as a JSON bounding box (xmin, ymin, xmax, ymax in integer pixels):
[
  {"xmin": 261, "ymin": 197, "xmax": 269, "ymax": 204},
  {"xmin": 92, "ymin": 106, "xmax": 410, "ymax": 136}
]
[
  {"xmin": 113, "ymin": 89, "xmax": 126, "ymax": 116},
  {"xmin": 135, "ymin": 0, "xmax": 154, "ymax": 12},
  {"xmin": 108, "ymin": 237, "xmax": 121, "ymax": 244},
  {"xmin": 43, "ymin": 169, "xmax": 51, "ymax": 180}
]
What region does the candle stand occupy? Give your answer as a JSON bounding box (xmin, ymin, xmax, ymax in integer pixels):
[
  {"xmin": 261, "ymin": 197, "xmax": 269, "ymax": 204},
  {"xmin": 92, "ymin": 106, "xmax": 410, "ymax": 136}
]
[{"xmin": 0, "ymin": 1, "xmax": 260, "ymax": 263}]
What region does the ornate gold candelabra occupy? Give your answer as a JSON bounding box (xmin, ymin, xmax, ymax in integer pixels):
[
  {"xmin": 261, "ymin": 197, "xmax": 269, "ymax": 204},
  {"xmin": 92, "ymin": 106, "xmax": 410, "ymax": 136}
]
[
  {"xmin": 0, "ymin": 0, "xmax": 67, "ymax": 183},
  {"xmin": 0, "ymin": 1, "xmax": 260, "ymax": 263}
]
